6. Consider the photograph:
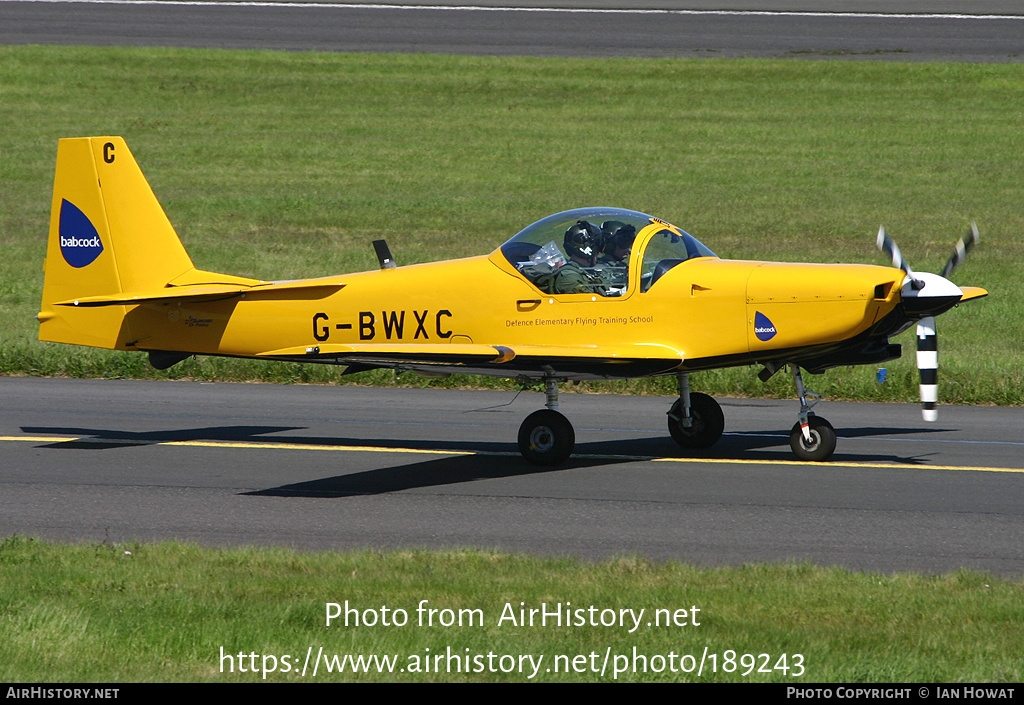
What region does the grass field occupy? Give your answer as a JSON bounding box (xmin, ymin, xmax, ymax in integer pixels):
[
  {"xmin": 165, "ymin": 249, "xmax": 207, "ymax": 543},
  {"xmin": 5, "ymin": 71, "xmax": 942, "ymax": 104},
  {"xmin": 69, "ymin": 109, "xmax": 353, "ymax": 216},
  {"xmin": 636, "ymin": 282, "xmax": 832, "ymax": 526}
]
[
  {"xmin": 2, "ymin": 537, "xmax": 1022, "ymax": 683},
  {"xmin": 2, "ymin": 45, "xmax": 1022, "ymax": 403}
]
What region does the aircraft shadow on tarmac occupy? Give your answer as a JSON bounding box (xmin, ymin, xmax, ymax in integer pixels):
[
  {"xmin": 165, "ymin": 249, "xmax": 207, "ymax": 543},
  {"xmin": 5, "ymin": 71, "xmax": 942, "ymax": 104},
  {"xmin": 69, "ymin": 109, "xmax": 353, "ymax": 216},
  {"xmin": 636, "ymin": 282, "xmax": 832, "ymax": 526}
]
[
  {"xmin": 243, "ymin": 427, "xmax": 953, "ymax": 498},
  {"xmin": 247, "ymin": 453, "xmax": 616, "ymax": 498},
  {"xmin": 21, "ymin": 424, "xmax": 311, "ymax": 450},
  {"xmin": 22, "ymin": 423, "xmax": 952, "ymax": 498}
]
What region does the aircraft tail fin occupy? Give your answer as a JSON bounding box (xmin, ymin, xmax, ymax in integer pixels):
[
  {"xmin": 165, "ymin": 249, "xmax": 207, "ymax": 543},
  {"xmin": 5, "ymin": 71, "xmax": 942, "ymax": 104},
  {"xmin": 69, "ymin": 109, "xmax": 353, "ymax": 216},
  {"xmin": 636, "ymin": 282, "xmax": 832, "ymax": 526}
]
[{"xmin": 38, "ymin": 137, "xmax": 197, "ymax": 349}]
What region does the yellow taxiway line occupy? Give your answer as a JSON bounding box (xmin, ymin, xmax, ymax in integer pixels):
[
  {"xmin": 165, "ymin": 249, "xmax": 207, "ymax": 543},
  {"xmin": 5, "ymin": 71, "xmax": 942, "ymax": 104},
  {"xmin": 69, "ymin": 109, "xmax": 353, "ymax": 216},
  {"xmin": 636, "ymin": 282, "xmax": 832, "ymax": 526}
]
[
  {"xmin": 652, "ymin": 456, "xmax": 1024, "ymax": 474},
  {"xmin": 2, "ymin": 434, "xmax": 1022, "ymax": 474},
  {"xmin": 1, "ymin": 435, "xmax": 473, "ymax": 456}
]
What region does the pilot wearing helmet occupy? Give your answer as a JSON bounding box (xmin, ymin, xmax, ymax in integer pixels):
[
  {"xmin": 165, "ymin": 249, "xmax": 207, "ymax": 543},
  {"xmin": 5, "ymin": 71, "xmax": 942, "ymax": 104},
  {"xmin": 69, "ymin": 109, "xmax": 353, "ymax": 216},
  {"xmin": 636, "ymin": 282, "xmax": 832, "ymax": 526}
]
[
  {"xmin": 594, "ymin": 220, "xmax": 635, "ymax": 293},
  {"xmin": 599, "ymin": 220, "xmax": 636, "ymax": 267},
  {"xmin": 551, "ymin": 220, "xmax": 609, "ymax": 295}
]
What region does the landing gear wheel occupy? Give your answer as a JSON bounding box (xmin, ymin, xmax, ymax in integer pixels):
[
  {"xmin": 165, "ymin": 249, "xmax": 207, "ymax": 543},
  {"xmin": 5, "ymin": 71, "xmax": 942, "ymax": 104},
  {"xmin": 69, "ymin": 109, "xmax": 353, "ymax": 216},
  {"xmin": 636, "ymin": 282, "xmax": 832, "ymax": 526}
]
[
  {"xmin": 518, "ymin": 409, "xmax": 575, "ymax": 466},
  {"xmin": 789, "ymin": 415, "xmax": 837, "ymax": 462},
  {"xmin": 667, "ymin": 392, "xmax": 725, "ymax": 449}
]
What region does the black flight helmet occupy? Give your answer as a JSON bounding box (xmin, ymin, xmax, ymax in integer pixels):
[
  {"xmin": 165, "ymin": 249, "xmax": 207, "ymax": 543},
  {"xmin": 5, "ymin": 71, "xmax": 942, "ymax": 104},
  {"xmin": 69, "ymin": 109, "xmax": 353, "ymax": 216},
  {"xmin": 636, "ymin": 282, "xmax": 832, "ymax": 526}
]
[
  {"xmin": 601, "ymin": 220, "xmax": 637, "ymax": 257},
  {"xmin": 564, "ymin": 220, "xmax": 602, "ymax": 265}
]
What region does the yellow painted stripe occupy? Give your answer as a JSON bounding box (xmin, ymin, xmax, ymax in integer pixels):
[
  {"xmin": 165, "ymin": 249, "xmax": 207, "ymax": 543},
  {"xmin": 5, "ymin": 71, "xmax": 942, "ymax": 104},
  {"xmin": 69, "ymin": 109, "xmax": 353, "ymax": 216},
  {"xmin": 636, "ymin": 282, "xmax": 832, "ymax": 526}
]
[
  {"xmin": 0, "ymin": 435, "xmax": 472, "ymax": 456},
  {"xmin": 2, "ymin": 435, "xmax": 1022, "ymax": 474},
  {"xmin": 170, "ymin": 440, "xmax": 474, "ymax": 455},
  {"xmin": 652, "ymin": 456, "xmax": 1024, "ymax": 474}
]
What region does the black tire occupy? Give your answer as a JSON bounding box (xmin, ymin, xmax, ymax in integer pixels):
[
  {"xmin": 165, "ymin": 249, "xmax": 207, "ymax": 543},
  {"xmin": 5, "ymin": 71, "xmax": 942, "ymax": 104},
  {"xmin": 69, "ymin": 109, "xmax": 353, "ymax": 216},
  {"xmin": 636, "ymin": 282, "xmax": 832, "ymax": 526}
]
[
  {"xmin": 518, "ymin": 409, "xmax": 575, "ymax": 466},
  {"xmin": 789, "ymin": 415, "xmax": 837, "ymax": 462},
  {"xmin": 667, "ymin": 392, "xmax": 725, "ymax": 449}
]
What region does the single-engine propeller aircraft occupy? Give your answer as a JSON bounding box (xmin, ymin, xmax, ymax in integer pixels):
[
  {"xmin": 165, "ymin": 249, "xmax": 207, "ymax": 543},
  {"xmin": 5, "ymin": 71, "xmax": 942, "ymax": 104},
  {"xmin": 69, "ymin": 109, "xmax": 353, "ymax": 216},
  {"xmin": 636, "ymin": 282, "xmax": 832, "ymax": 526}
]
[{"xmin": 39, "ymin": 138, "xmax": 988, "ymax": 465}]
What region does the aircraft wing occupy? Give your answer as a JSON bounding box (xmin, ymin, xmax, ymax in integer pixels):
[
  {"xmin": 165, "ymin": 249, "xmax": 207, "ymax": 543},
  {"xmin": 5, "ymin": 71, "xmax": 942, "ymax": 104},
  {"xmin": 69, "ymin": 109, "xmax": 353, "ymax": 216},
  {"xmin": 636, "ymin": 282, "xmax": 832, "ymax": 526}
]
[{"xmin": 256, "ymin": 342, "xmax": 686, "ymax": 380}]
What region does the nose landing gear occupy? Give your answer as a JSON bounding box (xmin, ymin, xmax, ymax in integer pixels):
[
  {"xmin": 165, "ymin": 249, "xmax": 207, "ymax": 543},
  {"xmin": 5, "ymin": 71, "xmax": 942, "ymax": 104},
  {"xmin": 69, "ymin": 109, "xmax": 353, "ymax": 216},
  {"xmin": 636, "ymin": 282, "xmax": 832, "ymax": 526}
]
[{"xmin": 787, "ymin": 364, "xmax": 836, "ymax": 462}]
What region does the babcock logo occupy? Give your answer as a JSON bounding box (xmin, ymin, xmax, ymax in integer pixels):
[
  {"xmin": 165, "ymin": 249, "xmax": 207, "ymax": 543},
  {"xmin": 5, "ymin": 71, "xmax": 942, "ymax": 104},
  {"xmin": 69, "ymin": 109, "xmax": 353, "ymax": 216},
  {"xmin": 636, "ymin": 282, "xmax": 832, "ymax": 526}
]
[
  {"xmin": 59, "ymin": 199, "xmax": 104, "ymax": 268},
  {"xmin": 754, "ymin": 311, "xmax": 777, "ymax": 342}
]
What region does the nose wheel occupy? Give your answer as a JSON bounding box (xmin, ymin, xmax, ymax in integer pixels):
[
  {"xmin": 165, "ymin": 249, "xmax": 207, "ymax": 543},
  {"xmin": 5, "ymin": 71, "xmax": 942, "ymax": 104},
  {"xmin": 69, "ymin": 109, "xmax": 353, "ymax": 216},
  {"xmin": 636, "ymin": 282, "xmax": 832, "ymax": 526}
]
[
  {"xmin": 789, "ymin": 415, "xmax": 836, "ymax": 461},
  {"xmin": 787, "ymin": 364, "xmax": 836, "ymax": 462}
]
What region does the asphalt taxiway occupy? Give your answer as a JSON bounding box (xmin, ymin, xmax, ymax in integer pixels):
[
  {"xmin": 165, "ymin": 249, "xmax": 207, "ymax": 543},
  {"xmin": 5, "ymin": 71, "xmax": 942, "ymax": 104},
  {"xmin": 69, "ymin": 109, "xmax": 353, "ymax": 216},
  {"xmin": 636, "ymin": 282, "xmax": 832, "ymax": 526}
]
[
  {"xmin": 2, "ymin": 377, "xmax": 1022, "ymax": 574},
  {"xmin": 1, "ymin": 0, "xmax": 1022, "ymax": 61}
]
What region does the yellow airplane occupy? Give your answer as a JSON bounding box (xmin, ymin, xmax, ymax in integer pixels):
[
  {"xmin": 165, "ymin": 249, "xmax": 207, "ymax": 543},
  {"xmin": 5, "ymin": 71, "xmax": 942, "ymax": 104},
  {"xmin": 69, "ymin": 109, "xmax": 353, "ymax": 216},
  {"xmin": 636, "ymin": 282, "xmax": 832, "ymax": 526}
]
[{"xmin": 38, "ymin": 137, "xmax": 987, "ymax": 465}]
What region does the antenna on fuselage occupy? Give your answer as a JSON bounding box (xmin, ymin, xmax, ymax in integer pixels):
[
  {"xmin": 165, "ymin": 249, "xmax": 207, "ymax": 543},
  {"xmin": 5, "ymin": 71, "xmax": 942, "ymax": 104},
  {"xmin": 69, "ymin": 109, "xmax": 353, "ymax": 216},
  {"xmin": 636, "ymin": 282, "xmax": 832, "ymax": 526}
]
[{"xmin": 373, "ymin": 239, "xmax": 397, "ymax": 269}]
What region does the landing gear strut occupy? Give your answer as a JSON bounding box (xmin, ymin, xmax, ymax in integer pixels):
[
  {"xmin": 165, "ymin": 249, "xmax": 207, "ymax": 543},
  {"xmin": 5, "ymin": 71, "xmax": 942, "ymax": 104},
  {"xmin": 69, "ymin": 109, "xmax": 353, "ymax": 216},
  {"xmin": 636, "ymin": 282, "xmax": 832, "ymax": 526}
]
[
  {"xmin": 788, "ymin": 364, "xmax": 836, "ymax": 462},
  {"xmin": 517, "ymin": 377, "xmax": 575, "ymax": 466},
  {"xmin": 513, "ymin": 367, "xmax": 836, "ymax": 464},
  {"xmin": 667, "ymin": 372, "xmax": 724, "ymax": 449}
]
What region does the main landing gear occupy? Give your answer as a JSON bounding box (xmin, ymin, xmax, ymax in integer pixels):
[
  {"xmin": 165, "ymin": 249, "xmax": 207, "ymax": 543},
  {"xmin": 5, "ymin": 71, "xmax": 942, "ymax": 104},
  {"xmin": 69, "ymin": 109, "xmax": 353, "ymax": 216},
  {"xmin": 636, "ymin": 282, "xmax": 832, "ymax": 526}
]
[
  {"xmin": 516, "ymin": 372, "xmax": 731, "ymax": 466},
  {"xmin": 514, "ymin": 367, "xmax": 838, "ymax": 466},
  {"xmin": 666, "ymin": 372, "xmax": 725, "ymax": 449},
  {"xmin": 517, "ymin": 378, "xmax": 575, "ymax": 466}
]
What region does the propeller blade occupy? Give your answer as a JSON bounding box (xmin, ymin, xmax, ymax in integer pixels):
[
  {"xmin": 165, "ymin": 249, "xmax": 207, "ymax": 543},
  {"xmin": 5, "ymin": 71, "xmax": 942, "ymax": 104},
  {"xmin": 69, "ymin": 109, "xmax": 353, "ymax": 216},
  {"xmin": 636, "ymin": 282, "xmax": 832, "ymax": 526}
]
[
  {"xmin": 876, "ymin": 224, "xmax": 980, "ymax": 422},
  {"xmin": 938, "ymin": 221, "xmax": 980, "ymax": 279},
  {"xmin": 877, "ymin": 226, "xmax": 906, "ymax": 271},
  {"xmin": 876, "ymin": 226, "xmax": 923, "ymax": 289},
  {"xmin": 916, "ymin": 316, "xmax": 938, "ymax": 421}
]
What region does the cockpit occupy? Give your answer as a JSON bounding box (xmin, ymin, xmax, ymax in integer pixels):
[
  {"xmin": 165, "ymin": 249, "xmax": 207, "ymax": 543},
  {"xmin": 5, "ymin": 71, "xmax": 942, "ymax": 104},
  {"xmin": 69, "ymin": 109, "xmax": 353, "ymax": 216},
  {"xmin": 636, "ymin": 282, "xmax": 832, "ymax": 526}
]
[{"xmin": 498, "ymin": 207, "xmax": 717, "ymax": 296}]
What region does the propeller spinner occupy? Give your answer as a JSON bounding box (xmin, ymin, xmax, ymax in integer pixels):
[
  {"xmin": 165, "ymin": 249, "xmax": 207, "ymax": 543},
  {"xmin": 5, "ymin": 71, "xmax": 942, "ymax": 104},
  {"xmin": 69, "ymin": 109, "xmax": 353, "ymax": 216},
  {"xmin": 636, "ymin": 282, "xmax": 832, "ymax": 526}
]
[{"xmin": 876, "ymin": 224, "xmax": 980, "ymax": 421}]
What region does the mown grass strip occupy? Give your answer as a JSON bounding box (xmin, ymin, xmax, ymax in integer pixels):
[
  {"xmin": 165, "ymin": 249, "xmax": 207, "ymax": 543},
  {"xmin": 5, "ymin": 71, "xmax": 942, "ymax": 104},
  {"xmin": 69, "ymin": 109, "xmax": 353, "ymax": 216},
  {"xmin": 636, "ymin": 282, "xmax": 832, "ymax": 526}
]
[{"xmin": 1, "ymin": 537, "xmax": 1022, "ymax": 682}]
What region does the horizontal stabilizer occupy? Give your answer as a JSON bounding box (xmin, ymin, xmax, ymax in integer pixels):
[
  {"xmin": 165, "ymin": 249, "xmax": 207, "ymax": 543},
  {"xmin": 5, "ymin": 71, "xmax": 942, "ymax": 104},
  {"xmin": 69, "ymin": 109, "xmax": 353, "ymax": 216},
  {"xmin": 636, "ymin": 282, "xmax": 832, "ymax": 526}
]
[{"xmin": 55, "ymin": 276, "xmax": 346, "ymax": 307}]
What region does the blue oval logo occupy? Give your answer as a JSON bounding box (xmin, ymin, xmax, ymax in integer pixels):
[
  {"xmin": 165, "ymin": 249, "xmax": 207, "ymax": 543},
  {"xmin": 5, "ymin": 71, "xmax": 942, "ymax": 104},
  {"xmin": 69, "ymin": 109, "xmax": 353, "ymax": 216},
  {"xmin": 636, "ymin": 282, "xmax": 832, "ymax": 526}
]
[
  {"xmin": 59, "ymin": 200, "xmax": 104, "ymax": 268},
  {"xmin": 754, "ymin": 311, "xmax": 777, "ymax": 341}
]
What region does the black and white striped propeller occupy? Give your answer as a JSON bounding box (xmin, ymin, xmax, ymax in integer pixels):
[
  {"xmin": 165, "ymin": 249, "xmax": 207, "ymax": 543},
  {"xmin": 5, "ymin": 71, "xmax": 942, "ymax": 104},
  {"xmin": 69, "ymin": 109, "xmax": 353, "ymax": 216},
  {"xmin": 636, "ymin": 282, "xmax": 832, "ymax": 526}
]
[{"xmin": 876, "ymin": 223, "xmax": 979, "ymax": 421}]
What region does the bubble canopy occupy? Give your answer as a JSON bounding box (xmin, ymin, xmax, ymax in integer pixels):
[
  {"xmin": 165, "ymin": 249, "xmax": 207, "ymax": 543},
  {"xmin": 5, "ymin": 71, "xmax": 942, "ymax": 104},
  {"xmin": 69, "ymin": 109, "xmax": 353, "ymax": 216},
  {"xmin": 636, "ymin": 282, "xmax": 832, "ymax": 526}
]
[{"xmin": 497, "ymin": 207, "xmax": 717, "ymax": 294}]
